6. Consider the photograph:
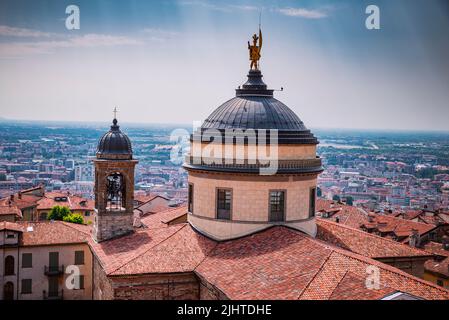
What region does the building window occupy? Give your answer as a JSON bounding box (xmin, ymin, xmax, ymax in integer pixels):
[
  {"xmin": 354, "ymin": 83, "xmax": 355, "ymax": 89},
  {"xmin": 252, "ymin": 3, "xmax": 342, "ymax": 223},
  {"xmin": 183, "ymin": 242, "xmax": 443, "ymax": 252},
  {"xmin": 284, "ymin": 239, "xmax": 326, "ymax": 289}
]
[
  {"xmin": 3, "ymin": 282, "xmax": 14, "ymax": 300},
  {"xmin": 21, "ymin": 279, "xmax": 32, "ymax": 294},
  {"xmin": 22, "ymin": 253, "xmax": 32, "ymax": 268},
  {"xmin": 4, "ymin": 256, "xmax": 15, "ymax": 276},
  {"xmin": 188, "ymin": 184, "xmax": 194, "ymax": 213},
  {"xmin": 309, "ymin": 188, "xmax": 317, "ymax": 218},
  {"xmin": 75, "ymin": 275, "xmax": 85, "ymax": 290},
  {"xmin": 269, "ymin": 191, "xmax": 285, "ymax": 222},
  {"xmin": 39, "ymin": 212, "xmax": 47, "ymax": 221},
  {"xmin": 437, "ymin": 279, "xmax": 444, "ymax": 287},
  {"xmin": 75, "ymin": 251, "xmax": 85, "ymax": 265},
  {"xmin": 216, "ymin": 189, "xmax": 232, "ymax": 220},
  {"xmin": 6, "ymin": 232, "xmax": 15, "ymax": 239},
  {"xmin": 85, "ymin": 211, "xmax": 90, "ymax": 217}
]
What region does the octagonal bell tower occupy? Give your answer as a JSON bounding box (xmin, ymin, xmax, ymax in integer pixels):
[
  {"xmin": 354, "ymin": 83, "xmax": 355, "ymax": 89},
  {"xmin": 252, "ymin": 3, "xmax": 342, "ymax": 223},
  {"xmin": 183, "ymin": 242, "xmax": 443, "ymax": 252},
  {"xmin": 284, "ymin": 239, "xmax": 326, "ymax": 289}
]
[{"xmin": 93, "ymin": 117, "xmax": 138, "ymax": 242}]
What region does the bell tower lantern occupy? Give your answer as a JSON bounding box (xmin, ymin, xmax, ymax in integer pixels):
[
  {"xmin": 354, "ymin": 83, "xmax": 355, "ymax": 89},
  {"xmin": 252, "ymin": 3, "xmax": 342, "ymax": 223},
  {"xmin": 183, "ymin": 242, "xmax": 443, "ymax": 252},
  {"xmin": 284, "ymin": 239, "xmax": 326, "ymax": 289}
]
[{"xmin": 93, "ymin": 116, "xmax": 138, "ymax": 242}]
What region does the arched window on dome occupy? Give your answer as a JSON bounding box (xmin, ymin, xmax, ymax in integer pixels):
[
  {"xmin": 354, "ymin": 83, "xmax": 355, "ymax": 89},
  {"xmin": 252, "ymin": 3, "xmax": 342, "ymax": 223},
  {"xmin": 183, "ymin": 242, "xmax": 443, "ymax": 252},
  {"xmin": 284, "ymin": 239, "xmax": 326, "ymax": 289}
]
[{"xmin": 106, "ymin": 172, "xmax": 126, "ymax": 210}]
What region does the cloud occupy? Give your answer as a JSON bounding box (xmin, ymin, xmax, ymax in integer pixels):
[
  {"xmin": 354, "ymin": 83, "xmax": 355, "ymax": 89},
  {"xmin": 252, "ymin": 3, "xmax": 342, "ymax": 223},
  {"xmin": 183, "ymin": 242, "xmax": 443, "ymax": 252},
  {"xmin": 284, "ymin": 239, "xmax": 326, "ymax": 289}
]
[
  {"xmin": 0, "ymin": 25, "xmax": 54, "ymax": 37},
  {"xmin": 0, "ymin": 34, "xmax": 144, "ymax": 58},
  {"xmin": 141, "ymin": 28, "xmax": 180, "ymax": 42},
  {"xmin": 277, "ymin": 7, "xmax": 329, "ymax": 19}
]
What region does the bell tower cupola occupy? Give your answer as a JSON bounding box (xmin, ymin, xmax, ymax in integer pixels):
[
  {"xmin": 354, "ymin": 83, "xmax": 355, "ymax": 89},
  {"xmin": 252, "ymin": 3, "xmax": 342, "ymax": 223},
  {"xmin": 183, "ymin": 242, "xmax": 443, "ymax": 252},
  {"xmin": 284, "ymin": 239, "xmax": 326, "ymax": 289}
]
[{"xmin": 93, "ymin": 115, "xmax": 138, "ymax": 242}]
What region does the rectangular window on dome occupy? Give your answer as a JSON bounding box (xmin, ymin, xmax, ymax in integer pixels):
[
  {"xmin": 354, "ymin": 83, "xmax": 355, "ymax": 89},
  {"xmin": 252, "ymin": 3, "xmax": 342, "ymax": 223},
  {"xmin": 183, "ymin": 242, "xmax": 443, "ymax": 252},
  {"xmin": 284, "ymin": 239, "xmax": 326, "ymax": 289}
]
[
  {"xmin": 309, "ymin": 188, "xmax": 316, "ymax": 218},
  {"xmin": 188, "ymin": 184, "xmax": 194, "ymax": 214},
  {"xmin": 269, "ymin": 191, "xmax": 285, "ymax": 222},
  {"xmin": 217, "ymin": 189, "xmax": 232, "ymax": 220}
]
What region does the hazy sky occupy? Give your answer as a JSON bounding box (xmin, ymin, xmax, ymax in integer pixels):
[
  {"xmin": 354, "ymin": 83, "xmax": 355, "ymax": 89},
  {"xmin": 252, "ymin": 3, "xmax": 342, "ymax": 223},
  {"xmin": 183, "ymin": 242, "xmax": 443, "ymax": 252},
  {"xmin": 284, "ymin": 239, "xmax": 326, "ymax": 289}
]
[{"xmin": 0, "ymin": 0, "xmax": 448, "ymax": 131}]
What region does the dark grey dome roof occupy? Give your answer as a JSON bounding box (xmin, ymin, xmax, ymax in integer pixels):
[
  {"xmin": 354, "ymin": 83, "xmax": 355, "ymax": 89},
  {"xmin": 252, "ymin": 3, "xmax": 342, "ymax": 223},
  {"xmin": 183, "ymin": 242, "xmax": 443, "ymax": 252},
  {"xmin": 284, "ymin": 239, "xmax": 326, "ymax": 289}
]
[
  {"xmin": 197, "ymin": 69, "xmax": 318, "ymax": 144},
  {"xmin": 96, "ymin": 119, "xmax": 133, "ymax": 160},
  {"xmin": 202, "ymin": 96, "xmax": 307, "ymax": 130}
]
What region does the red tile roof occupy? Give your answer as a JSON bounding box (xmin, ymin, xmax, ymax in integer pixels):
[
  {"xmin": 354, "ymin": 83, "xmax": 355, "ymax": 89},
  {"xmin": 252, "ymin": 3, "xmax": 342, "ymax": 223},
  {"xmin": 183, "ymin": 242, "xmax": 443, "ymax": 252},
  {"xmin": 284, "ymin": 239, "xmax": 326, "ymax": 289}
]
[
  {"xmin": 195, "ymin": 226, "xmax": 449, "ymax": 300},
  {"xmin": 317, "ymin": 199, "xmax": 369, "ymax": 228},
  {"xmin": 140, "ymin": 206, "xmax": 187, "ymax": 228},
  {"xmin": 19, "ymin": 221, "xmax": 90, "ymax": 246},
  {"xmin": 0, "ymin": 199, "xmax": 22, "ymax": 218},
  {"xmin": 36, "ymin": 193, "xmax": 94, "ymax": 211},
  {"xmin": 329, "ymin": 272, "xmax": 395, "ymax": 300},
  {"xmin": 423, "ymin": 242, "xmax": 449, "ymax": 278},
  {"xmin": 361, "ymin": 214, "xmax": 437, "ymax": 242},
  {"xmin": 316, "ymin": 218, "xmax": 434, "ymax": 259},
  {"xmin": 0, "ymin": 221, "xmax": 24, "ymax": 232}
]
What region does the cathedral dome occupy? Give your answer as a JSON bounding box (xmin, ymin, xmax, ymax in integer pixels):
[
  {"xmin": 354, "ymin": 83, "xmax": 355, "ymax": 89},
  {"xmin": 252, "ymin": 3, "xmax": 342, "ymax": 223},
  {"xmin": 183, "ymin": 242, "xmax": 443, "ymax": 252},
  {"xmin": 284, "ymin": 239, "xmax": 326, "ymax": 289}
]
[
  {"xmin": 198, "ymin": 69, "xmax": 318, "ymax": 144},
  {"xmin": 96, "ymin": 118, "xmax": 133, "ymax": 160}
]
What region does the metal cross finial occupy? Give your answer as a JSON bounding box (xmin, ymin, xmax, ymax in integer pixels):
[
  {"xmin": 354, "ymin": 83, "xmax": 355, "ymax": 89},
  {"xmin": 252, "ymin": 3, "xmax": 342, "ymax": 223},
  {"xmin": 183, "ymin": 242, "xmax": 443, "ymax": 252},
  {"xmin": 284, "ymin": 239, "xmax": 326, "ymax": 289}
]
[{"xmin": 113, "ymin": 107, "xmax": 118, "ymax": 119}]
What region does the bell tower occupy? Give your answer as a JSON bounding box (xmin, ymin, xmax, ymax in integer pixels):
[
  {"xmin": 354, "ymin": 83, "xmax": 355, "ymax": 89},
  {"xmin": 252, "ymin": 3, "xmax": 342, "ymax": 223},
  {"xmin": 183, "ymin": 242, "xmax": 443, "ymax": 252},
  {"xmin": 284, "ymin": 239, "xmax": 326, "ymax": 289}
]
[{"xmin": 93, "ymin": 116, "xmax": 138, "ymax": 242}]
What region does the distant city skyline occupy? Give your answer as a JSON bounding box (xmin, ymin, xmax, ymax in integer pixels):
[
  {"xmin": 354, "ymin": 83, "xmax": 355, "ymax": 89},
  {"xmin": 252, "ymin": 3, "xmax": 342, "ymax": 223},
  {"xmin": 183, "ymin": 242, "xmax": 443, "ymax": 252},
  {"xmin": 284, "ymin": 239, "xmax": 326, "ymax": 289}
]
[{"xmin": 1, "ymin": 0, "xmax": 449, "ymax": 131}]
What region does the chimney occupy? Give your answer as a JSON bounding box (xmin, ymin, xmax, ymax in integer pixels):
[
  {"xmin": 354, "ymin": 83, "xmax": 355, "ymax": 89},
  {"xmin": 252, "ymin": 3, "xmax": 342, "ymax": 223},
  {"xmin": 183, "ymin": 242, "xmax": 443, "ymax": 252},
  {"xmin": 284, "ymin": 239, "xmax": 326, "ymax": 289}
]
[
  {"xmin": 335, "ymin": 217, "xmax": 340, "ymax": 223},
  {"xmin": 10, "ymin": 194, "xmax": 14, "ymax": 201},
  {"xmin": 18, "ymin": 192, "xmax": 22, "ymax": 199},
  {"xmin": 133, "ymin": 211, "xmax": 142, "ymax": 228},
  {"xmin": 442, "ymin": 236, "xmax": 449, "ymax": 251},
  {"xmin": 409, "ymin": 229, "xmax": 421, "ymax": 248}
]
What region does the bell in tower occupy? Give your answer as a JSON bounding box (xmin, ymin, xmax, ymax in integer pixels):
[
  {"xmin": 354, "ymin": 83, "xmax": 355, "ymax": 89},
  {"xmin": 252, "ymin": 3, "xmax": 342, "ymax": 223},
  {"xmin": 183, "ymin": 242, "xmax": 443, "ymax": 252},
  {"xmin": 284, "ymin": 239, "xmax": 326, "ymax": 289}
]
[{"xmin": 93, "ymin": 115, "xmax": 138, "ymax": 242}]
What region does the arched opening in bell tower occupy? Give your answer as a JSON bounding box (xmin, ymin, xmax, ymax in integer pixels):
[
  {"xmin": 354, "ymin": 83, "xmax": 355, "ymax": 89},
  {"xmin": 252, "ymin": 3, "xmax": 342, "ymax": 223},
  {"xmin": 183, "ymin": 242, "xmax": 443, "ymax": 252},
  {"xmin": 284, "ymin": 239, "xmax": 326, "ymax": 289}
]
[{"xmin": 106, "ymin": 172, "xmax": 126, "ymax": 210}]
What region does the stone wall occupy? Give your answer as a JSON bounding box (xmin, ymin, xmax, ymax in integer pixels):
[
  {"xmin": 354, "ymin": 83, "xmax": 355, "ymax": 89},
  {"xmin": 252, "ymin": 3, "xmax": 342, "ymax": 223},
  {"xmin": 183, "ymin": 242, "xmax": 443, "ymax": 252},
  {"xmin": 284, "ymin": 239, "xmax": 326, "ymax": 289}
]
[
  {"xmin": 197, "ymin": 275, "xmax": 229, "ymax": 300},
  {"xmin": 92, "ymin": 256, "xmax": 114, "ymax": 300},
  {"xmin": 110, "ymin": 273, "xmax": 199, "ymax": 300}
]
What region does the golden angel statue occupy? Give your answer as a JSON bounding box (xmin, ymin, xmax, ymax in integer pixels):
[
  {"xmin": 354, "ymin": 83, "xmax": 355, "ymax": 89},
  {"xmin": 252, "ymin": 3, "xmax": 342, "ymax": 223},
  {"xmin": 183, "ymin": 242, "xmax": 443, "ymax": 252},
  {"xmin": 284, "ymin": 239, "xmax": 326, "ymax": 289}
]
[{"xmin": 248, "ymin": 28, "xmax": 262, "ymax": 70}]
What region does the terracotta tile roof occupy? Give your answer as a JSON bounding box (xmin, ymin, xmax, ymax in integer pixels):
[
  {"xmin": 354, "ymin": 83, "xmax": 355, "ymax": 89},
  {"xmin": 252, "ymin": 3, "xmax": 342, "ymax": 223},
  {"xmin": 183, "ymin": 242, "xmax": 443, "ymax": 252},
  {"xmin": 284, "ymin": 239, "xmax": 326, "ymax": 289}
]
[
  {"xmin": 134, "ymin": 193, "xmax": 169, "ymax": 205},
  {"xmin": 0, "ymin": 221, "xmax": 24, "ymax": 232},
  {"xmin": 36, "ymin": 193, "xmax": 94, "ymax": 211},
  {"xmin": 140, "ymin": 206, "xmax": 187, "ymax": 228},
  {"xmin": 361, "ymin": 214, "xmax": 437, "ymax": 242},
  {"xmin": 418, "ymin": 215, "xmax": 446, "ymax": 225},
  {"xmin": 19, "ymin": 221, "xmax": 90, "ymax": 246},
  {"xmin": 329, "ymin": 272, "xmax": 396, "ymax": 300},
  {"xmin": 403, "ymin": 210, "xmax": 422, "ymax": 220},
  {"xmin": 110, "ymin": 225, "xmax": 216, "ymax": 276},
  {"xmin": 423, "ymin": 242, "xmax": 449, "ymax": 279},
  {"xmin": 194, "ymin": 226, "xmax": 449, "ymax": 300},
  {"xmin": 317, "ymin": 199, "xmax": 369, "ymax": 228},
  {"xmin": 91, "ymin": 206, "xmax": 212, "ymax": 276},
  {"xmin": 0, "ymin": 200, "xmax": 22, "ymax": 218},
  {"xmin": 0, "ymin": 195, "xmax": 38, "ymax": 212},
  {"xmin": 425, "ymin": 258, "xmax": 449, "ymax": 278},
  {"xmin": 423, "ymin": 242, "xmax": 449, "ymax": 257},
  {"xmin": 316, "ymin": 218, "xmax": 434, "ymax": 259}
]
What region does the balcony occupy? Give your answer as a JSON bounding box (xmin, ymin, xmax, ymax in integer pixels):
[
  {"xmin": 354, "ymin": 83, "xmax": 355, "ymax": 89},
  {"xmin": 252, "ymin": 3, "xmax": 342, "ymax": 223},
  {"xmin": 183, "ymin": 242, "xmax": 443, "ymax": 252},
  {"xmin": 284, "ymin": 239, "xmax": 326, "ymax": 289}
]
[
  {"xmin": 44, "ymin": 265, "xmax": 64, "ymax": 276},
  {"xmin": 184, "ymin": 156, "xmax": 323, "ymax": 174},
  {"xmin": 43, "ymin": 289, "xmax": 64, "ymax": 300}
]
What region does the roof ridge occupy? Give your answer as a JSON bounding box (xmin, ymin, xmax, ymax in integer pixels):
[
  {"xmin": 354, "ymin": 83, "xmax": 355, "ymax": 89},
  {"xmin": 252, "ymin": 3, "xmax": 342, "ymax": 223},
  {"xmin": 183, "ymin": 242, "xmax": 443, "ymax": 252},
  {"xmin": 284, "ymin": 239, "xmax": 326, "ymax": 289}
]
[
  {"xmin": 330, "ymin": 247, "xmax": 449, "ymax": 295},
  {"xmin": 60, "ymin": 221, "xmax": 91, "ymax": 236},
  {"xmin": 317, "ymin": 218, "xmax": 433, "ymax": 256},
  {"xmin": 296, "ymin": 250, "xmax": 333, "ymax": 300},
  {"xmin": 108, "ymin": 224, "xmax": 188, "ymax": 275},
  {"xmin": 295, "ymin": 228, "xmax": 449, "ymax": 295}
]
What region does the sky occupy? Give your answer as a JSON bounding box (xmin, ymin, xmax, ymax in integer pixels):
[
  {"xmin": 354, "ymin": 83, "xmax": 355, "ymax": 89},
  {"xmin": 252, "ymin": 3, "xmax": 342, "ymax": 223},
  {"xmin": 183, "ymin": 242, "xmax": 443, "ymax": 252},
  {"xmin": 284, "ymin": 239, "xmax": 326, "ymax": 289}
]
[{"xmin": 0, "ymin": 0, "xmax": 448, "ymax": 131}]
